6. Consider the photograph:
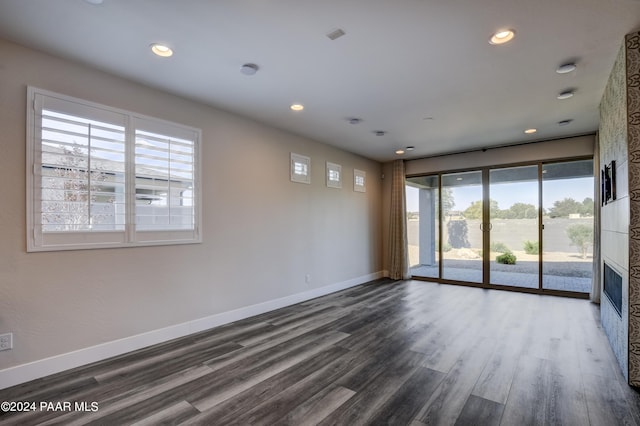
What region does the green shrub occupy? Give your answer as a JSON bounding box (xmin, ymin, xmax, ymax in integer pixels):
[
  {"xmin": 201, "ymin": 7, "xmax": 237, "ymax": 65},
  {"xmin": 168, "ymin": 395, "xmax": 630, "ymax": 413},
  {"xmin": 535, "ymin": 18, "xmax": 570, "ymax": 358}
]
[
  {"xmin": 490, "ymin": 241, "xmax": 510, "ymax": 253},
  {"xmin": 496, "ymin": 252, "xmax": 516, "ymax": 265},
  {"xmin": 523, "ymin": 240, "xmax": 539, "ymax": 255},
  {"xmin": 442, "ymin": 242, "xmax": 452, "ymax": 252}
]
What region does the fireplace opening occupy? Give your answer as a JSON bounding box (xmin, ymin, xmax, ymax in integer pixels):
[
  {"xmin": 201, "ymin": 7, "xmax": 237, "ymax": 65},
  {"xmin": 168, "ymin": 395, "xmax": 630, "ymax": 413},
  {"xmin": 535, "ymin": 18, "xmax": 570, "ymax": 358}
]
[{"xmin": 604, "ymin": 262, "xmax": 622, "ymax": 317}]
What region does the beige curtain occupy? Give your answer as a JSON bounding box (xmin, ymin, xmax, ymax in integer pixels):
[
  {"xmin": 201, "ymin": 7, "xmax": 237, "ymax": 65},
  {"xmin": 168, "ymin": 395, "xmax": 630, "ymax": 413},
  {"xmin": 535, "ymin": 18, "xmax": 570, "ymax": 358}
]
[
  {"xmin": 591, "ymin": 133, "xmax": 602, "ymax": 303},
  {"xmin": 389, "ymin": 159, "xmax": 410, "ymax": 280}
]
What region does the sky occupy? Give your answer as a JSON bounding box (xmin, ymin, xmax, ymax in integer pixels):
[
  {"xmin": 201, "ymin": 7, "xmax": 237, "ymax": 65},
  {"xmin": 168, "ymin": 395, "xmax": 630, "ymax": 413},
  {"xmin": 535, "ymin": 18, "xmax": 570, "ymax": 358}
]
[{"xmin": 406, "ymin": 177, "xmax": 594, "ymax": 212}]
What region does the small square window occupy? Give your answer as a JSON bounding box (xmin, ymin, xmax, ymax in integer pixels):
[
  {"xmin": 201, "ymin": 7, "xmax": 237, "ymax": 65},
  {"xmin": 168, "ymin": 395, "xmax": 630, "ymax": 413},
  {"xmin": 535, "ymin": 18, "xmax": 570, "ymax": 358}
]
[
  {"xmin": 354, "ymin": 169, "xmax": 366, "ymax": 192},
  {"xmin": 291, "ymin": 153, "xmax": 311, "ymax": 184},
  {"xmin": 326, "ymin": 162, "xmax": 342, "ymax": 189}
]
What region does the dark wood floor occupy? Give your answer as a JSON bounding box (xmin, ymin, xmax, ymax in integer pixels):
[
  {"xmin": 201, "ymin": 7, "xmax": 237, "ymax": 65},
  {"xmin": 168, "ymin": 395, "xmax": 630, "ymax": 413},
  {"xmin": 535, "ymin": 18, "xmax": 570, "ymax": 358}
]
[{"xmin": 1, "ymin": 279, "xmax": 639, "ymax": 425}]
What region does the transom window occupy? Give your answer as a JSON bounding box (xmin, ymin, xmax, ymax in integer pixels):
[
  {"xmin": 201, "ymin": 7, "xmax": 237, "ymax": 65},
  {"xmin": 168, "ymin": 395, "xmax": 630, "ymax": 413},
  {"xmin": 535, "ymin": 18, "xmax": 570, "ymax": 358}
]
[{"xmin": 27, "ymin": 87, "xmax": 201, "ymax": 251}]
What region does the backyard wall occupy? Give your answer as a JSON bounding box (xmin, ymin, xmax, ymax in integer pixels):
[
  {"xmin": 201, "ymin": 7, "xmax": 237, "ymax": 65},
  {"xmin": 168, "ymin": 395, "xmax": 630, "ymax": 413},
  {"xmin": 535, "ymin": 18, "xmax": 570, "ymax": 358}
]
[
  {"xmin": 599, "ymin": 30, "xmax": 640, "ymax": 385},
  {"xmin": 0, "ymin": 38, "xmax": 383, "ymax": 388}
]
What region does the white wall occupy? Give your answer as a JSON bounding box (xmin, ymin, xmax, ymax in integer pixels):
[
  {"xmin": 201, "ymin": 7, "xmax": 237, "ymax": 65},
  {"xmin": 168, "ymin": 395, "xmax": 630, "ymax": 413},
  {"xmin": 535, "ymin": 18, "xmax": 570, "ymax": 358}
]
[{"xmin": 0, "ymin": 39, "xmax": 383, "ymax": 386}]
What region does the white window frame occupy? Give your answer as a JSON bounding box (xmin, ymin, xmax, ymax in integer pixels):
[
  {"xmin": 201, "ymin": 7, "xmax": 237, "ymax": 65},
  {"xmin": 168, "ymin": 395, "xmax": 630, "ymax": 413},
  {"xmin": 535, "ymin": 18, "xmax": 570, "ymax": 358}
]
[{"xmin": 26, "ymin": 87, "xmax": 202, "ymax": 251}]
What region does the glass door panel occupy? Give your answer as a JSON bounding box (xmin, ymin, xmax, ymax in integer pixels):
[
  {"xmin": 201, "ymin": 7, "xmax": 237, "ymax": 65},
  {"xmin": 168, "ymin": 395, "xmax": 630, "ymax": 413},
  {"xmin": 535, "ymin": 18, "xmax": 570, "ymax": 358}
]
[
  {"xmin": 489, "ymin": 165, "xmax": 539, "ymax": 288},
  {"xmin": 542, "ymin": 160, "xmax": 594, "ymax": 293},
  {"xmin": 406, "ymin": 176, "xmax": 440, "ymax": 278},
  {"xmin": 441, "ymin": 171, "xmax": 483, "ymax": 283}
]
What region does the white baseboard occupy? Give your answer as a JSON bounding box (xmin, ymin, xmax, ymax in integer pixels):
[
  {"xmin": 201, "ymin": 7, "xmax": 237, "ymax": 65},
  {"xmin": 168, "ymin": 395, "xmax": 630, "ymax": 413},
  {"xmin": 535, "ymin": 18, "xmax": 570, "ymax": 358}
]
[{"xmin": 0, "ymin": 271, "xmax": 384, "ymax": 390}]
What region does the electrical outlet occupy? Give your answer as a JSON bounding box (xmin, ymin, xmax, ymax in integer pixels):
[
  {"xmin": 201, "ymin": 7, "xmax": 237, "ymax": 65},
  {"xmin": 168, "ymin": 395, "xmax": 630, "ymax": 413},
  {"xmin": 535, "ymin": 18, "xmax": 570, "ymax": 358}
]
[
  {"xmin": 305, "ymin": 274, "xmax": 312, "ymax": 284},
  {"xmin": 0, "ymin": 333, "xmax": 13, "ymax": 351}
]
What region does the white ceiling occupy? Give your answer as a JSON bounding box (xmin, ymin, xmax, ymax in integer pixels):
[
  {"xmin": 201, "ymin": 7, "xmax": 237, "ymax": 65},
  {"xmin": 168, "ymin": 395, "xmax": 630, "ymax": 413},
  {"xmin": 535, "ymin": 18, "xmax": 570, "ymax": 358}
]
[{"xmin": 1, "ymin": 0, "xmax": 639, "ymax": 162}]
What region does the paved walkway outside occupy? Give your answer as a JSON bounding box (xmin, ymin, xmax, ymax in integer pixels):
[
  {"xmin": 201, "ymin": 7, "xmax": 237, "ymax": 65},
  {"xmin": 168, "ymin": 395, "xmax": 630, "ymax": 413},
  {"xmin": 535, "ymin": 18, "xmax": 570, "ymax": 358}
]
[{"xmin": 411, "ymin": 264, "xmax": 591, "ymax": 293}]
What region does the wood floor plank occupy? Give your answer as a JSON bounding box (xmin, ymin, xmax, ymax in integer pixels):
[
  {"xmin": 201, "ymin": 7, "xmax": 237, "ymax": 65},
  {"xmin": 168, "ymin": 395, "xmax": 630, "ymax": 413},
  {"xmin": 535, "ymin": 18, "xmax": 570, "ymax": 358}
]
[
  {"xmin": 37, "ymin": 365, "xmax": 213, "ymax": 426},
  {"xmin": 317, "ymin": 350, "xmax": 428, "ymax": 426},
  {"xmin": 94, "ymin": 340, "xmax": 242, "ymax": 384},
  {"xmin": 129, "ymin": 401, "xmax": 199, "ymax": 426},
  {"xmin": 367, "ymin": 366, "xmax": 446, "ymax": 425},
  {"xmin": 334, "ymin": 336, "xmax": 424, "ymax": 393},
  {"xmin": 454, "ymin": 394, "xmax": 505, "ymax": 426},
  {"xmin": 285, "ymin": 386, "xmax": 356, "ymax": 426},
  {"xmin": 186, "ymin": 346, "xmax": 351, "ymax": 425},
  {"xmin": 582, "ymin": 373, "xmax": 639, "ymax": 426},
  {"xmin": 471, "ymin": 320, "xmax": 528, "ymax": 404},
  {"xmin": 248, "ymin": 358, "xmax": 363, "ymax": 425},
  {"xmin": 235, "ymin": 307, "xmax": 347, "ymax": 347},
  {"xmin": 544, "ymin": 365, "xmax": 590, "ymax": 426},
  {"xmin": 416, "ymin": 334, "xmax": 496, "ymax": 425},
  {"xmin": 500, "ymin": 353, "xmax": 590, "ymax": 426},
  {"xmin": 204, "ymin": 324, "xmax": 349, "ymax": 375},
  {"xmin": 189, "ymin": 331, "xmax": 350, "ymax": 412},
  {"xmin": 499, "ymin": 355, "xmax": 550, "ymax": 426}
]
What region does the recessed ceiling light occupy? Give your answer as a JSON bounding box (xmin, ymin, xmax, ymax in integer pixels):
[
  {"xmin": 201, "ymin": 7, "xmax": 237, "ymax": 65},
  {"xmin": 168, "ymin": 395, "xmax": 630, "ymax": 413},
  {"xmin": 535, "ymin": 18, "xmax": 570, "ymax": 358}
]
[
  {"xmin": 84, "ymin": 0, "xmax": 104, "ymax": 4},
  {"xmin": 558, "ymin": 119, "xmax": 574, "ymax": 126},
  {"xmin": 456, "ymin": 177, "xmax": 463, "ymax": 181},
  {"xmin": 556, "ymin": 63, "xmax": 576, "ymax": 74},
  {"xmin": 524, "ymin": 128, "xmax": 537, "ymax": 134},
  {"xmin": 374, "ymin": 131, "xmax": 386, "ymax": 136},
  {"xmin": 150, "ymin": 43, "xmax": 173, "ymax": 57},
  {"xmin": 489, "ymin": 29, "xmax": 515, "ymax": 45},
  {"xmin": 240, "ymin": 63, "xmax": 259, "ymax": 75},
  {"xmin": 290, "ymin": 104, "xmax": 304, "ymax": 111},
  {"xmin": 395, "ymin": 149, "xmax": 405, "ymax": 155},
  {"xmin": 406, "ymin": 146, "xmax": 415, "ymax": 151},
  {"xmin": 557, "ymin": 90, "xmax": 574, "ymax": 100},
  {"xmin": 348, "ymin": 118, "xmax": 362, "ymax": 125}
]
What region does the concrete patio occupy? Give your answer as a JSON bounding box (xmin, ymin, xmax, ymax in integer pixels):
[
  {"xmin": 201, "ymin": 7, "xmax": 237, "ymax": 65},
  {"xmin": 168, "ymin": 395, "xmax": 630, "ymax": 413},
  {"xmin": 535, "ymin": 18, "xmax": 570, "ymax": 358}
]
[{"xmin": 411, "ymin": 262, "xmax": 592, "ymax": 293}]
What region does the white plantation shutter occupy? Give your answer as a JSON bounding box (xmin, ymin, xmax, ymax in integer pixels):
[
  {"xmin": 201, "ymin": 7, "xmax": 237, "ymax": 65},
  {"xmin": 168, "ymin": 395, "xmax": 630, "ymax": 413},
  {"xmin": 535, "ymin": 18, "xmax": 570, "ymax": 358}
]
[
  {"xmin": 39, "ymin": 103, "xmax": 127, "ymax": 232},
  {"xmin": 27, "ymin": 88, "xmax": 201, "ymax": 251},
  {"xmin": 133, "ymin": 117, "xmax": 198, "ymax": 242}
]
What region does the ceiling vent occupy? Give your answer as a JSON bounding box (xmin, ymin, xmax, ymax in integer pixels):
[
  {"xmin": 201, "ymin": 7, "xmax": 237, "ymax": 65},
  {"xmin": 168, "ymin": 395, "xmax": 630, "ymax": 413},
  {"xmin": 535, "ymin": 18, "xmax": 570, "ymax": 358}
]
[{"xmin": 327, "ymin": 28, "xmax": 346, "ymax": 40}]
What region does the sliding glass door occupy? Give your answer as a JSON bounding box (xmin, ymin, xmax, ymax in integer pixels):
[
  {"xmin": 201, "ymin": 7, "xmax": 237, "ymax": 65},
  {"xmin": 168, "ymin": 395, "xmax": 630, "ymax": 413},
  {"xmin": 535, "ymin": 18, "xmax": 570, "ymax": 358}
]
[
  {"xmin": 542, "ymin": 160, "xmax": 594, "ymax": 292},
  {"xmin": 441, "ymin": 171, "xmax": 483, "ymax": 283},
  {"xmin": 489, "ymin": 165, "xmax": 539, "ymax": 288},
  {"xmin": 407, "ymin": 159, "xmax": 594, "ymax": 296}
]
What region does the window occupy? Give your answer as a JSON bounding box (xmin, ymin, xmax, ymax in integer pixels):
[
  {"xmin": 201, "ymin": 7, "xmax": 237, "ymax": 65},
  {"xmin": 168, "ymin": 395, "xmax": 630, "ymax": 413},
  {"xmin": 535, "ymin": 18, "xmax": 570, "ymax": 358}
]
[
  {"xmin": 354, "ymin": 169, "xmax": 366, "ymax": 192},
  {"xmin": 290, "ymin": 153, "xmax": 311, "ymax": 184},
  {"xmin": 326, "ymin": 162, "xmax": 342, "ymax": 188},
  {"xmin": 27, "ymin": 87, "xmax": 201, "ymax": 251}
]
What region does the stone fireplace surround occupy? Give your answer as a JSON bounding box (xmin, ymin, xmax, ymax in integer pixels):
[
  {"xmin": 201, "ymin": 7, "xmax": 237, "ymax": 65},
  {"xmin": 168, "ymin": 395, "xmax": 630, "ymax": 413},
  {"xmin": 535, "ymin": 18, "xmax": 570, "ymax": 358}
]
[{"xmin": 599, "ymin": 30, "xmax": 640, "ymax": 385}]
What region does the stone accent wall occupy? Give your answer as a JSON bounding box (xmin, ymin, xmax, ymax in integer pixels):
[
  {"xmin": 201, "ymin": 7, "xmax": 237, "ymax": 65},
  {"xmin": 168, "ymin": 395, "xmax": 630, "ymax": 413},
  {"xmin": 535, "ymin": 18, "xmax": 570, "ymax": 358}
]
[
  {"xmin": 626, "ymin": 31, "xmax": 640, "ymax": 386},
  {"xmin": 600, "ymin": 30, "xmax": 640, "ymax": 385},
  {"xmin": 600, "ymin": 41, "xmax": 630, "ymax": 381}
]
